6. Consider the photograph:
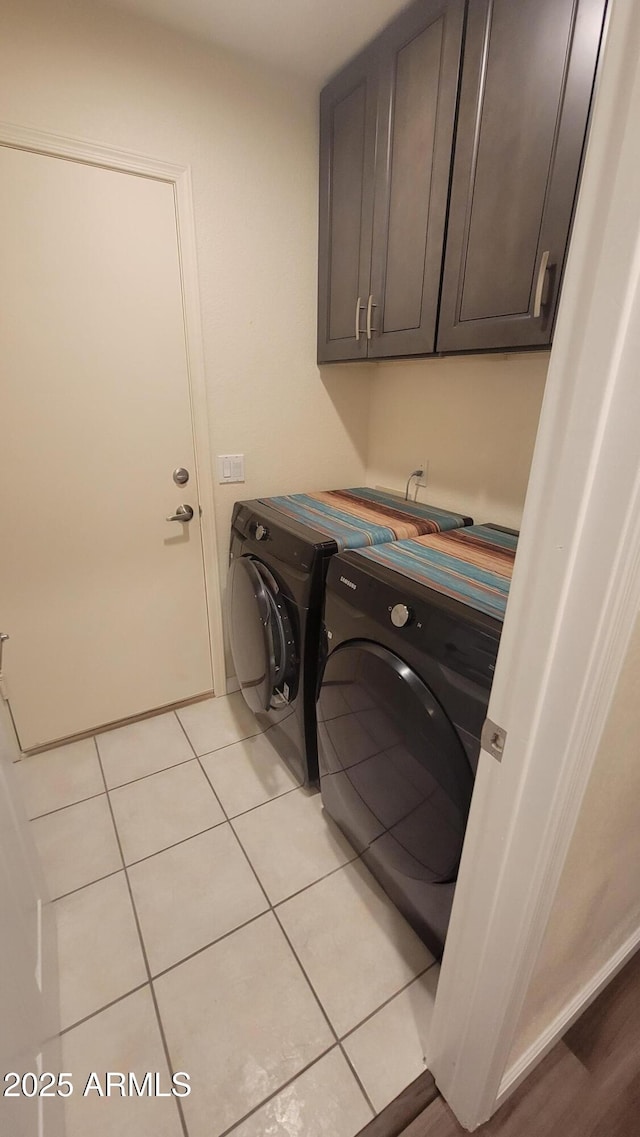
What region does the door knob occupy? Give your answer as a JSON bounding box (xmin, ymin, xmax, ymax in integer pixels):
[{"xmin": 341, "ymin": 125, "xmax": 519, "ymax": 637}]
[{"xmin": 166, "ymin": 504, "xmax": 194, "ymax": 523}]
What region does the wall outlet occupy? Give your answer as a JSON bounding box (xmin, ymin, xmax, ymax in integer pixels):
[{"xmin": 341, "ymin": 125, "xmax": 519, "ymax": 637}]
[
  {"xmin": 416, "ymin": 460, "xmax": 429, "ymax": 488},
  {"xmin": 216, "ymin": 454, "xmax": 245, "ymax": 483}
]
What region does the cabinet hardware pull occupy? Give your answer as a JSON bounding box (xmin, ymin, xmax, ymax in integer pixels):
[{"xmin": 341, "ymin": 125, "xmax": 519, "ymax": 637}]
[
  {"xmin": 366, "ymin": 294, "xmax": 377, "ymax": 339},
  {"xmin": 355, "ymin": 296, "xmax": 364, "ymax": 341},
  {"xmin": 533, "ymin": 250, "xmax": 551, "ymax": 318}
]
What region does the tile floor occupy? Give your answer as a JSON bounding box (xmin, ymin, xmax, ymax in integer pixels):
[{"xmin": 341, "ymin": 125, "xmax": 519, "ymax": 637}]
[{"xmin": 18, "ymin": 693, "xmax": 439, "ymax": 1137}]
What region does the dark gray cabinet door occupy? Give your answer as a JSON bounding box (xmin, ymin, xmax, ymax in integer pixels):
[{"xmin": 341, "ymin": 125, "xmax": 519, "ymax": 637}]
[
  {"xmin": 317, "ymin": 50, "xmax": 378, "ymax": 363},
  {"xmin": 318, "ymin": 0, "xmax": 464, "ymax": 364},
  {"xmin": 368, "ymin": 0, "xmax": 464, "ymax": 358},
  {"xmin": 437, "ymin": 0, "xmax": 606, "ymax": 353}
]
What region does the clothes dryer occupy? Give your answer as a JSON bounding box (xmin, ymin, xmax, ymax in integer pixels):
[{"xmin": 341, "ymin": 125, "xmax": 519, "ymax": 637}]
[{"xmin": 317, "ymin": 524, "xmax": 517, "ymax": 956}]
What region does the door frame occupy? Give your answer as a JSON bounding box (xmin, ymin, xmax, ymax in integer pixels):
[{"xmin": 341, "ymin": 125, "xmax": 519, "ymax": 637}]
[
  {"xmin": 427, "ymin": 1, "xmax": 640, "ymax": 1128},
  {"xmin": 0, "ymin": 121, "xmax": 226, "ymax": 707}
]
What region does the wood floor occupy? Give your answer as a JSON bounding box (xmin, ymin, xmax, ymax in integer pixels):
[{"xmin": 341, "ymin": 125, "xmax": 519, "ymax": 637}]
[{"xmin": 402, "ymin": 947, "xmax": 640, "ymax": 1136}]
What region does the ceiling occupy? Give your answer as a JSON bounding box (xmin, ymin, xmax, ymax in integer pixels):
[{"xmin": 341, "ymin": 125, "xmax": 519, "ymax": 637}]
[{"xmin": 101, "ymin": 0, "xmax": 412, "ymax": 84}]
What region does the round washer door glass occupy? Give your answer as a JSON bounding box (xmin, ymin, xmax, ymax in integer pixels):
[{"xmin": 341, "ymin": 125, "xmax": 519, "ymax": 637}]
[
  {"xmin": 318, "ymin": 640, "xmax": 474, "ymax": 883},
  {"xmin": 228, "ymin": 555, "xmax": 296, "ymax": 714}
]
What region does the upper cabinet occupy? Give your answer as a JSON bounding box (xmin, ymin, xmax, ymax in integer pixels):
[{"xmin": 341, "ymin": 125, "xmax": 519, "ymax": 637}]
[
  {"xmin": 437, "ymin": 0, "xmax": 606, "ymax": 352},
  {"xmin": 318, "ymin": 0, "xmax": 465, "ymax": 362},
  {"xmin": 318, "ymin": 0, "xmax": 607, "ymax": 363}
]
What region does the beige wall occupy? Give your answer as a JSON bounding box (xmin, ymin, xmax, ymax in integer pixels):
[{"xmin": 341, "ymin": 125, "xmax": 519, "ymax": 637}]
[
  {"xmin": 0, "ymin": 0, "xmax": 371, "ymax": 642},
  {"xmin": 365, "ymin": 353, "xmax": 549, "ymax": 529},
  {"xmin": 1, "ymin": 0, "xmax": 549, "ymax": 682},
  {"xmin": 509, "ymin": 609, "xmax": 640, "ymax": 1066}
]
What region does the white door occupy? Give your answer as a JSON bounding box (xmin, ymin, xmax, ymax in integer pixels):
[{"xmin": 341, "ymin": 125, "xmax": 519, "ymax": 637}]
[{"xmin": 0, "ymin": 145, "xmax": 214, "ymax": 750}]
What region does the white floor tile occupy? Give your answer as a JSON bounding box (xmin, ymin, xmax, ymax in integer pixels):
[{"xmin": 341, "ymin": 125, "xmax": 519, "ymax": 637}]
[
  {"xmin": 154, "ymin": 912, "xmax": 334, "ymax": 1137},
  {"xmin": 109, "ymin": 760, "xmax": 224, "ymax": 864},
  {"xmin": 342, "ymin": 968, "xmax": 439, "ymax": 1113},
  {"xmin": 277, "ymin": 861, "xmax": 434, "ymax": 1037},
  {"xmin": 200, "ymin": 730, "xmax": 299, "ymax": 818},
  {"xmin": 227, "ymin": 1048, "xmax": 373, "ymax": 1137},
  {"xmin": 129, "ymin": 824, "xmax": 268, "ymax": 975},
  {"xmin": 16, "ymin": 738, "xmax": 103, "ymax": 818},
  {"xmin": 233, "ymin": 789, "xmax": 355, "ymax": 904},
  {"xmin": 30, "ymin": 794, "xmax": 121, "ymax": 899},
  {"xmin": 96, "ymin": 712, "xmax": 193, "ymax": 789},
  {"xmin": 56, "ymin": 872, "xmax": 147, "ymax": 1030},
  {"xmin": 61, "ymin": 987, "xmax": 183, "ymax": 1137},
  {"xmin": 177, "ymin": 692, "xmax": 263, "ymax": 756}
]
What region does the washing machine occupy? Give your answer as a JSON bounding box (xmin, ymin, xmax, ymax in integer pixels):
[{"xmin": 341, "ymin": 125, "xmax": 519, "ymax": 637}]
[
  {"xmin": 227, "ymin": 487, "xmax": 473, "ymax": 787},
  {"xmin": 317, "ymin": 524, "xmax": 518, "ymax": 957}
]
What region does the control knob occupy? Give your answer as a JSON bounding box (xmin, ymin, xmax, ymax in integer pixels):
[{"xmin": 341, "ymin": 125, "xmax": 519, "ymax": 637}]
[
  {"xmin": 390, "ymin": 603, "xmax": 412, "ymax": 628},
  {"xmin": 255, "ymin": 524, "xmax": 269, "ymax": 542}
]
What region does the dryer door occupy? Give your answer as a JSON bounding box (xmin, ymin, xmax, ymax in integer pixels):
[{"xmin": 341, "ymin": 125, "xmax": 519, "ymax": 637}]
[
  {"xmin": 228, "ymin": 556, "xmax": 297, "ymax": 715},
  {"xmin": 318, "ymin": 640, "xmax": 474, "ymax": 883}
]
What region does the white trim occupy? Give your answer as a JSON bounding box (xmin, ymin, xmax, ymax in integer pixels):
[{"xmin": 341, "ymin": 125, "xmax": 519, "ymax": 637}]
[
  {"xmin": 497, "ymin": 931, "xmax": 640, "ymax": 1108},
  {"xmin": 0, "ymin": 121, "xmax": 184, "ymax": 180},
  {"xmin": 0, "ymin": 122, "xmax": 226, "ymax": 698},
  {"xmin": 172, "ymin": 168, "xmax": 227, "ymax": 696},
  {"xmin": 428, "ymin": 1, "xmax": 640, "ymax": 1129}
]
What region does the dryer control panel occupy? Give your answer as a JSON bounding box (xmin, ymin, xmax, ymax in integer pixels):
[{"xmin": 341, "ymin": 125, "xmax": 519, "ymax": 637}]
[{"xmin": 326, "ymin": 554, "xmax": 501, "ymax": 688}]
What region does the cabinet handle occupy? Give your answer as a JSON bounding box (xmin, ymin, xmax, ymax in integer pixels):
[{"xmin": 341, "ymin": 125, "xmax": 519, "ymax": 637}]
[
  {"xmin": 366, "ymin": 294, "xmax": 377, "ymax": 339},
  {"xmin": 533, "ymin": 250, "xmax": 551, "ymax": 319},
  {"xmin": 355, "ymin": 297, "xmax": 364, "ymax": 341}
]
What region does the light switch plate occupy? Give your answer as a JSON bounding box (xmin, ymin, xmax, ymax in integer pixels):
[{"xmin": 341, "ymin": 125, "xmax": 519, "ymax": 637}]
[{"xmin": 216, "ymin": 454, "xmax": 245, "ymax": 483}]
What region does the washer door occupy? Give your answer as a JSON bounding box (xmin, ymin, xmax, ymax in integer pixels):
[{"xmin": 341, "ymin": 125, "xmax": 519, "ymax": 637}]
[
  {"xmin": 228, "ymin": 556, "xmax": 297, "ymax": 714},
  {"xmin": 318, "ymin": 640, "xmax": 474, "ymax": 883}
]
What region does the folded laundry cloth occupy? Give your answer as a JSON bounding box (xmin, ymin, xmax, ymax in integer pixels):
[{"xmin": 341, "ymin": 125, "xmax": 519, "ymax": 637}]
[
  {"xmin": 355, "ymin": 524, "xmax": 517, "ymax": 621},
  {"xmin": 258, "ymin": 486, "xmax": 472, "ymax": 550}
]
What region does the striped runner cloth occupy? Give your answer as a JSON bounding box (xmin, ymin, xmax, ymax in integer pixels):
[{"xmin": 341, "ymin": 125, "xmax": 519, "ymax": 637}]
[
  {"xmin": 354, "ymin": 525, "xmax": 518, "ymax": 621},
  {"xmin": 258, "ymin": 487, "xmax": 471, "ymax": 550}
]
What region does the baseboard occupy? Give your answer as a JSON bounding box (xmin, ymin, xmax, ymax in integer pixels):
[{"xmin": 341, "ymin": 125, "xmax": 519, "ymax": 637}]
[
  {"xmin": 21, "ymin": 689, "xmax": 215, "ymax": 756},
  {"xmin": 496, "ymin": 926, "xmax": 640, "ymax": 1107},
  {"xmin": 225, "ymin": 675, "xmax": 240, "ymax": 694}
]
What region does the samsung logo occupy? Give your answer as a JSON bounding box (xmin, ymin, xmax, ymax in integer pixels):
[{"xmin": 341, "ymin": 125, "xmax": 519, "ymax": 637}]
[{"xmin": 340, "ymin": 575, "xmax": 357, "ymax": 591}]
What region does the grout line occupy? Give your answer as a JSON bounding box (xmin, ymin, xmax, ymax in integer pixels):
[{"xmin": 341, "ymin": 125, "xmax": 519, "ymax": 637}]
[
  {"xmin": 28, "ymin": 789, "xmax": 106, "ymax": 822},
  {"xmin": 213, "ymin": 778, "xmax": 303, "ymax": 821},
  {"xmin": 173, "ymin": 709, "xmax": 200, "ymax": 758},
  {"xmin": 338, "ymin": 961, "xmax": 438, "ymax": 1043},
  {"xmin": 270, "ymin": 854, "xmax": 360, "ymax": 908},
  {"xmin": 226, "ymin": 816, "xmax": 345, "ymax": 1054},
  {"xmin": 92, "ymin": 737, "xmax": 190, "ymax": 1137},
  {"xmin": 58, "ymin": 981, "xmax": 150, "ymax": 1036},
  {"xmin": 101, "ymin": 754, "xmax": 196, "ymax": 793},
  {"xmin": 271, "ymin": 909, "xmax": 341, "ymax": 1043},
  {"xmin": 194, "ymin": 757, "xmax": 230, "ymax": 820},
  {"xmin": 176, "ymin": 708, "xmax": 312, "ymax": 821},
  {"xmin": 25, "ymin": 735, "xmax": 298, "ymax": 819},
  {"xmin": 227, "ymin": 804, "xmax": 435, "ymax": 1089},
  {"xmin": 174, "ymin": 708, "xmax": 265, "ymax": 760},
  {"xmin": 338, "ymin": 1041, "xmax": 377, "ymax": 1117},
  {"xmin": 52, "ymin": 866, "xmax": 123, "ymax": 904},
  {"xmin": 178, "ymin": 712, "xmax": 302, "ymax": 818},
  {"xmin": 120, "ymin": 818, "xmax": 227, "ymax": 870},
  {"xmin": 150, "ymin": 909, "xmax": 269, "ymax": 981},
  {"xmin": 213, "ymin": 1043, "xmax": 338, "ymax": 1137}
]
